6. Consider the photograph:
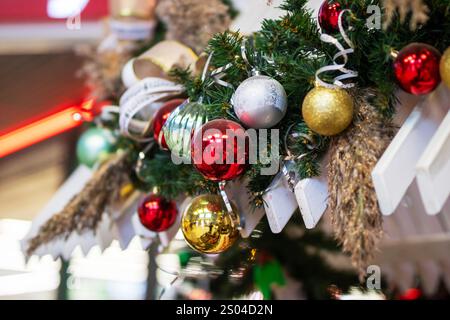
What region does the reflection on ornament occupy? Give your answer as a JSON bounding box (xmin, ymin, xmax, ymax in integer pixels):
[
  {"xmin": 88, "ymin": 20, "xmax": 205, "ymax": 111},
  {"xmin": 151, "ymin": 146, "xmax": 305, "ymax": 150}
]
[
  {"xmin": 181, "ymin": 194, "xmax": 240, "ymax": 254},
  {"xmin": 302, "ymin": 86, "xmax": 353, "ymax": 136},
  {"xmin": 138, "ymin": 194, "xmax": 178, "ymax": 232},
  {"xmin": 76, "ymin": 127, "xmax": 116, "ymax": 167},
  {"xmin": 163, "ymin": 100, "xmax": 208, "ymax": 161},
  {"xmin": 153, "ymin": 98, "xmax": 185, "ymax": 149},
  {"xmin": 440, "ymin": 47, "xmax": 450, "ymax": 89},
  {"xmin": 191, "ymin": 119, "xmax": 248, "ymax": 181},
  {"xmin": 318, "ymin": 0, "xmax": 342, "ymax": 34},
  {"xmin": 232, "ymin": 75, "xmax": 287, "ymax": 128},
  {"xmin": 393, "ymin": 43, "xmax": 441, "ymax": 95}
]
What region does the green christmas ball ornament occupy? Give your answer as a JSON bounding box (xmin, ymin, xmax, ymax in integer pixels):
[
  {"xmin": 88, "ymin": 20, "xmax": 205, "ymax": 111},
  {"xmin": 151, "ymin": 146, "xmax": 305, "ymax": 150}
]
[{"xmin": 76, "ymin": 127, "xmax": 116, "ymax": 168}]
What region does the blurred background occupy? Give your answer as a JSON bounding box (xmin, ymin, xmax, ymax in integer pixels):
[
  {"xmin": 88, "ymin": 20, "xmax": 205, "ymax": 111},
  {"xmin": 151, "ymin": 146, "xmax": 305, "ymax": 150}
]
[
  {"xmin": 1, "ymin": 0, "xmax": 449, "ymax": 301},
  {"xmin": 0, "ymin": 0, "xmax": 142, "ymax": 300},
  {"xmin": 0, "ymin": 0, "xmax": 303, "ymax": 300}
]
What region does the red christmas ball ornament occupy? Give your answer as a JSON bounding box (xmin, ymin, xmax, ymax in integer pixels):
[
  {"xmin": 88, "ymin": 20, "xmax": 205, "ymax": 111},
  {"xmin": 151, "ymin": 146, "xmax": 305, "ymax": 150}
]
[
  {"xmin": 138, "ymin": 195, "xmax": 178, "ymax": 232},
  {"xmin": 318, "ymin": 0, "xmax": 342, "ymax": 34},
  {"xmin": 153, "ymin": 98, "xmax": 185, "ymax": 149},
  {"xmin": 191, "ymin": 119, "xmax": 248, "ymax": 181},
  {"xmin": 393, "ymin": 43, "xmax": 441, "ymax": 95}
]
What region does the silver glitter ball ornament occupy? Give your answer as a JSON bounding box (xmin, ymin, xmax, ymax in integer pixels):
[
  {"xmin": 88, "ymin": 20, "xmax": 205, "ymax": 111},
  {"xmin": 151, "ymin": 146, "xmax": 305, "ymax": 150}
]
[{"xmin": 232, "ymin": 75, "xmax": 287, "ymax": 128}]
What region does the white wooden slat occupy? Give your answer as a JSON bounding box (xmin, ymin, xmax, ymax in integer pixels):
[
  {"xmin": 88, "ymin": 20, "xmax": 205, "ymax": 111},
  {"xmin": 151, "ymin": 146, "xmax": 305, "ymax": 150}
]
[
  {"xmin": 225, "ymin": 180, "xmax": 265, "ymax": 238},
  {"xmin": 406, "ymin": 182, "xmax": 445, "ymax": 235},
  {"xmin": 263, "ymin": 173, "xmax": 298, "ymax": 233},
  {"xmin": 380, "ymin": 181, "xmax": 447, "ymax": 292},
  {"xmin": 78, "ymin": 232, "xmax": 97, "ymax": 256},
  {"xmin": 380, "ymin": 201, "xmax": 417, "ymax": 291},
  {"xmin": 390, "ymin": 197, "xmax": 419, "ymax": 237},
  {"xmin": 416, "ymin": 108, "xmax": 450, "ymax": 215},
  {"xmin": 372, "ymin": 85, "xmax": 449, "ymax": 216},
  {"xmin": 295, "ymin": 176, "xmax": 328, "ymax": 229},
  {"xmin": 20, "ymin": 165, "xmax": 94, "ymax": 258},
  {"xmin": 440, "ymin": 260, "xmax": 450, "ymax": 293},
  {"xmin": 111, "ymin": 192, "xmax": 142, "ymax": 249},
  {"xmin": 95, "ymin": 214, "xmax": 115, "ymax": 252},
  {"xmin": 382, "ymin": 214, "xmax": 402, "ymax": 241},
  {"xmin": 435, "ymin": 196, "xmax": 450, "ymax": 293},
  {"xmin": 113, "ymin": 216, "xmax": 135, "ymax": 250},
  {"xmin": 396, "ymin": 182, "xmax": 443, "ymax": 293},
  {"xmin": 395, "ymin": 263, "xmax": 417, "ymax": 293},
  {"xmin": 417, "ymin": 260, "xmax": 441, "ymax": 295},
  {"xmin": 377, "ymin": 234, "xmax": 450, "ymax": 264},
  {"xmin": 131, "ymin": 211, "xmax": 157, "ymax": 250},
  {"xmin": 439, "ymin": 199, "xmax": 450, "ymax": 231}
]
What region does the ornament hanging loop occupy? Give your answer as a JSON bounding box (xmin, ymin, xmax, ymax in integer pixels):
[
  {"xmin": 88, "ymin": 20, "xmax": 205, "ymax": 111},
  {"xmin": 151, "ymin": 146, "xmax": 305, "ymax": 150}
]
[
  {"xmin": 281, "ymin": 123, "xmax": 318, "ymax": 190},
  {"xmin": 218, "ymin": 181, "xmax": 244, "ymax": 230},
  {"xmin": 240, "ymin": 37, "xmax": 261, "ymax": 77},
  {"xmin": 135, "ymin": 141, "xmax": 156, "ymax": 182}
]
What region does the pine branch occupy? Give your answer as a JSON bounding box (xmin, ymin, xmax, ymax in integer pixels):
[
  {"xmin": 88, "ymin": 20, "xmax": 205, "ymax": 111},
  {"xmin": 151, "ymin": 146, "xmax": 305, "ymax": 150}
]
[{"xmin": 137, "ymin": 151, "xmax": 218, "ymax": 199}]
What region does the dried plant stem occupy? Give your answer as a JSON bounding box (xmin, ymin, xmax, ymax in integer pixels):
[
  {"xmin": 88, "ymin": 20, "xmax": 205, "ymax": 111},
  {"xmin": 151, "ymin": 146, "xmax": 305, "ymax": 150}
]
[
  {"xmin": 27, "ymin": 152, "xmax": 131, "ymax": 256},
  {"xmin": 383, "ymin": 0, "xmax": 429, "ymax": 30},
  {"xmin": 327, "ymin": 90, "xmax": 396, "ymax": 280},
  {"xmin": 156, "ymin": 0, "xmax": 231, "ymax": 54}
]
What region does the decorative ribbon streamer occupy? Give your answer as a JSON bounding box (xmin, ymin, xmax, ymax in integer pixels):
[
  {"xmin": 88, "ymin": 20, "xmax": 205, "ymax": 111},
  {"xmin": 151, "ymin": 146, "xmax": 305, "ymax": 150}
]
[
  {"xmin": 119, "ymin": 92, "xmax": 173, "ymax": 141},
  {"xmin": 315, "ymin": 9, "xmax": 358, "ymax": 89},
  {"xmin": 120, "ymin": 77, "xmax": 183, "ymax": 106},
  {"xmin": 210, "ymin": 63, "xmax": 234, "ymax": 89},
  {"xmin": 201, "ymin": 51, "xmax": 234, "ymax": 90}
]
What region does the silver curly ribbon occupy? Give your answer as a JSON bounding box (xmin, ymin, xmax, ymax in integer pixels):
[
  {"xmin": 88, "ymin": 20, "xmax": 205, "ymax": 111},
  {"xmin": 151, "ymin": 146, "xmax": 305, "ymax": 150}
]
[
  {"xmin": 240, "ymin": 37, "xmax": 262, "ymax": 76},
  {"xmin": 216, "ymin": 181, "xmax": 244, "ymax": 230},
  {"xmin": 201, "ymin": 51, "xmax": 234, "ymax": 90},
  {"xmin": 210, "ymin": 63, "xmax": 234, "ymax": 89},
  {"xmin": 315, "ymin": 9, "xmax": 358, "ymax": 89}
]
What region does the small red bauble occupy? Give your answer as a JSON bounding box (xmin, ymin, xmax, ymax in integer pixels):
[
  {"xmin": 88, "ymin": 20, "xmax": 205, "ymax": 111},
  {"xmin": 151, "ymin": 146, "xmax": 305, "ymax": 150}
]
[
  {"xmin": 191, "ymin": 119, "xmax": 248, "ymax": 181},
  {"xmin": 153, "ymin": 99, "xmax": 185, "ymax": 149},
  {"xmin": 138, "ymin": 195, "xmax": 178, "ymax": 232},
  {"xmin": 393, "ymin": 43, "xmax": 441, "ymax": 95},
  {"xmin": 318, "ymin": 1, "xmax": 342, "ymax": 34}
]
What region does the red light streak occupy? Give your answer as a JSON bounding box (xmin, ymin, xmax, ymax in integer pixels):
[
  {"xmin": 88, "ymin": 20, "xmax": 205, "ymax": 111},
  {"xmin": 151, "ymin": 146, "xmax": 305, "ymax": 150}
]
[{"xmin": 0, "ymin": 99, "xmax": 97, "ymax": 158}]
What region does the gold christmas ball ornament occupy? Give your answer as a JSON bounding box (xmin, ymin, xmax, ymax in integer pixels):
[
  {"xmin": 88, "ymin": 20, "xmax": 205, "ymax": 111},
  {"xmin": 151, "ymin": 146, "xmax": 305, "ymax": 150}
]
[
  {"xmin": 181, "ymin": 194, "xmax": 240, "ymax": 254},
  {"xmin": 440, "ymin": 47, "xmax": 450, "ymax": 89},
  {"xmin": 302, "ymin": 86, "xmax": 354, "ymax": 136}
]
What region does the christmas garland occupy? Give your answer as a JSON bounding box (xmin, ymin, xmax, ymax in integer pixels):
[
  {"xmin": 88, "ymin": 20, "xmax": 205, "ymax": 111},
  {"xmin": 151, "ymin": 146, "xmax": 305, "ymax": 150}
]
[{"xmin": 27, "ymin": 0, "xmax": 450, "ymax": 287}]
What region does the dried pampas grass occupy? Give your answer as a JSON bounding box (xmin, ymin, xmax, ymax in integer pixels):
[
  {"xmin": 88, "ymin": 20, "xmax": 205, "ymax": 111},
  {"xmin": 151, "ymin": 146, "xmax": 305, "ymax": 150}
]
[
  {"xmin": 76, "ymin": 43, "xmax": 133, "ymax": 101},
  {"xmin": 327, "ymin": 90, "xmax": 396, "ymax": 280},
  {"xmin": 383, "ymin": 0, "xmax": 429, "ymax": 30},
  {"xmin": 26, "ymin": 152, "xmax": 132, "ymax": 256},
  {"xmin": 156, "ymin": 0, "xmax": 232, "ymax": 54}
]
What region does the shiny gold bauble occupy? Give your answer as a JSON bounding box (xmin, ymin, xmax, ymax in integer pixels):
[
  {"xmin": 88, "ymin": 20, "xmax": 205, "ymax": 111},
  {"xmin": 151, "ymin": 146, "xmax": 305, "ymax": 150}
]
[
  {"xmin": 181, "ymin": 194, "xmax": 240, "ymax": 254},
  {"xmin": 440, "ymin": 47, "xmax": 450, "ymax": 89},
  {"xmin": 302, "ymin": 86, "xmax": 354, "ymax": 136}
]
